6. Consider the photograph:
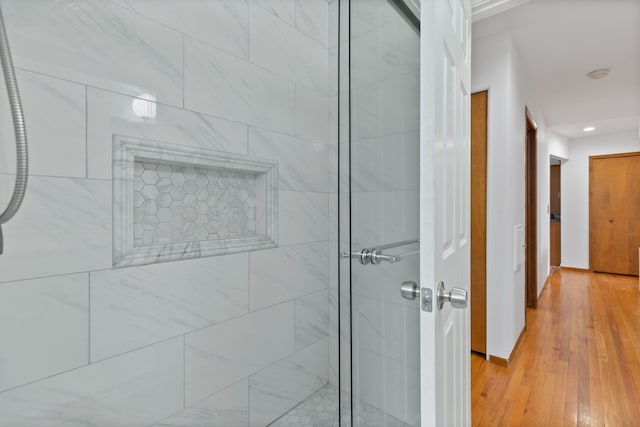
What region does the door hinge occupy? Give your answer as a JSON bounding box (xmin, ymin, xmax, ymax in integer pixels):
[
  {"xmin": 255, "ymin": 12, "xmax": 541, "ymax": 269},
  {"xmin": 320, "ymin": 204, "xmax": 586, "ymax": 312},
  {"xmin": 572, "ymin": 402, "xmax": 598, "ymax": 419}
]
[{"xmin": 421, "ymin": 287, "xmax": 432, "ymax": 312}]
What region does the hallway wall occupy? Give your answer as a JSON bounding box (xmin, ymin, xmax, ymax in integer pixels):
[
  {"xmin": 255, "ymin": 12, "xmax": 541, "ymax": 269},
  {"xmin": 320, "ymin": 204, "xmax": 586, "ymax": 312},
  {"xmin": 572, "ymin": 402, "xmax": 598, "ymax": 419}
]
[{"xmin": 471, "ymin": 32, "xmax": 550, "ymax": 360}]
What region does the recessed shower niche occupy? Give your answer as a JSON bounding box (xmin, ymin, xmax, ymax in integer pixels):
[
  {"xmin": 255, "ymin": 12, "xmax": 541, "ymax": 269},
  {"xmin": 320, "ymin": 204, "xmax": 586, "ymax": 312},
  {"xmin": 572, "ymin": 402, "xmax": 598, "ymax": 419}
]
[{"xmin": 113, "ymin": 136, "xmax": 278, "ymax": 267}]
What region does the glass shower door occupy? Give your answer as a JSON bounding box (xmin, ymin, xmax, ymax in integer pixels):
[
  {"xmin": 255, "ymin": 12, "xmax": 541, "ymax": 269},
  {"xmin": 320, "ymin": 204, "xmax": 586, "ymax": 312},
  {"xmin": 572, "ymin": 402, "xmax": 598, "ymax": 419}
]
[{"xmin": 347, "ymin": 0, "xmax": 421, "ymax": 425}]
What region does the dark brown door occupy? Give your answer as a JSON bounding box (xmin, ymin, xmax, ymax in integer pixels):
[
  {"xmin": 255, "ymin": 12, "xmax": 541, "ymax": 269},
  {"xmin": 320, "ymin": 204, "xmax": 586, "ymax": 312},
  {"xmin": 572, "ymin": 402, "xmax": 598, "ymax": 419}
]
[
  {"xmin": 470, "ymin": 91, "xmax": 487, "ymax": 354},
  {"xmin": 525, "ymin": 109, "xmax": 537, "ymax": 308},
  {"xmin": 590, "ymin": 152, "xmax": 640, "ymax": 276},
  {"xmin": 550, "ymin": 164, "xmax": 561, "ymax": 266}
]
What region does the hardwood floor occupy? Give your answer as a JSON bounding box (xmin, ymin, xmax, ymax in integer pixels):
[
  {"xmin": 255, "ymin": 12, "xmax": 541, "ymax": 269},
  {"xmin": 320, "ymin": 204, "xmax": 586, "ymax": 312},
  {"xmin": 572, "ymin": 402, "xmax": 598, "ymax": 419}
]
[{"xmin": 471, "ymin": 269, "xmax": 640, "ymax": 426}]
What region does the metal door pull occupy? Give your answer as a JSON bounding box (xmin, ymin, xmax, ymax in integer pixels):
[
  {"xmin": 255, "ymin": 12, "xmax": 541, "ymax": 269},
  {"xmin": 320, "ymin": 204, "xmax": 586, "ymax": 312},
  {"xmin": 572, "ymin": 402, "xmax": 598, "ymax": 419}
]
[
  {"xmin": 341, "ymin": 248, "xmax": 400, "ymax": 264},
  {"xmin": 340, "ymin": 239, "xmax": 419, "ymax": 265}
]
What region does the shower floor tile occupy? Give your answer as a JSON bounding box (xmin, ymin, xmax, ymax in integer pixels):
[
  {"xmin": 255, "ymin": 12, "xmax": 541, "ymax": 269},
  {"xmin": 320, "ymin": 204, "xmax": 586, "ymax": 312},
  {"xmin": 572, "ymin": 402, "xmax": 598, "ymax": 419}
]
[{"xmin": 270, "ymin": 385, "xmax": 411, "ymax": 427}]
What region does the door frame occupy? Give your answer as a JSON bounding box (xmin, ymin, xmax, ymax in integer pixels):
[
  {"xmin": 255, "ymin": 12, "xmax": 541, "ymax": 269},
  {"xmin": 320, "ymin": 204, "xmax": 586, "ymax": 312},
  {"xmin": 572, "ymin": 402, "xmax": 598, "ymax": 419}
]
[
  {"xmin": 470, "ymin": 91, "xmax": 488, "ymax": 354},
  {"xmin": 525, "ymin": 107, "xmax": 538, "ymax": 308}
]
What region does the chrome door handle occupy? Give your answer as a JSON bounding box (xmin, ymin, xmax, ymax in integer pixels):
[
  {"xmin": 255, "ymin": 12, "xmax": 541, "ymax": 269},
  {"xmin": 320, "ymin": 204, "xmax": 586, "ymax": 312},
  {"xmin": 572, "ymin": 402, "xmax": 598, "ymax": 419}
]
[
  {"xmin": 437, "ymin": 281, "xmax": 468, "ymax": 310},
  {"xmin": 400, "ymin": 281, "xmax": 420, "ymax": 300},
  {"xmin": 400, "ymin": 281, "xmax": 433, "ymax": 311}
]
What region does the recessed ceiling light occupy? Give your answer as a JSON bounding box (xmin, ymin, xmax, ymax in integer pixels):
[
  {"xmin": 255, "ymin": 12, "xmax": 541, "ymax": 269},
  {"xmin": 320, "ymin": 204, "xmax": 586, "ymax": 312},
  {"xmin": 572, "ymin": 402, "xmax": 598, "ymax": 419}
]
[
  {"xmin": 587, "ymin": 68, "xmax": 610, "ymax": 80},
  {"xmin": 583, "ymin": 127, "xmax": 595, "ymax": 132}
]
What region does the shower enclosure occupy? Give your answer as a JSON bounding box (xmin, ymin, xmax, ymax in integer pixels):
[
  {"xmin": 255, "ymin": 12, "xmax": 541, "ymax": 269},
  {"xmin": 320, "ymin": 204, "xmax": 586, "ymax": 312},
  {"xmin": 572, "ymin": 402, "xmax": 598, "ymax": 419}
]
[
  {"xmin": 338, "ymin": 0, "xmax": 421, "ymax": 426},
  {"xmin": 0, "ymin": 0, "xmax": 431, "ymax": 426}
]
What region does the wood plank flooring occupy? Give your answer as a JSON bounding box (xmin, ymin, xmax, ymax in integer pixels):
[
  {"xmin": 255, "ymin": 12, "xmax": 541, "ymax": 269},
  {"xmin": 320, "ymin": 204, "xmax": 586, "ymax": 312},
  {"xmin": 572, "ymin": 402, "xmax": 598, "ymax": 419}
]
[{"xmin": 471, "ymin": 269, "xmax": 640, "ymax": 426}]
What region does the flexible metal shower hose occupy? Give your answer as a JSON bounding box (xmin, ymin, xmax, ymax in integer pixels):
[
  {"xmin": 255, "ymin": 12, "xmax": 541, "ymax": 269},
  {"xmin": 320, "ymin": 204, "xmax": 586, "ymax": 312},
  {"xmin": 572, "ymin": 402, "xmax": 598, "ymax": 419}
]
[{"xmin": 0, "ymin": 5, "xmax": 28, "ymax": 254}]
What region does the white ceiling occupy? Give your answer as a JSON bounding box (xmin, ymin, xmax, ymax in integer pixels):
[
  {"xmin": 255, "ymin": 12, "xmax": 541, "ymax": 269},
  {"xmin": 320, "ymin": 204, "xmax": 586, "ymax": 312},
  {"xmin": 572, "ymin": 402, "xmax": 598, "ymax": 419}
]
[{"xmin": 472, "ymin": 0, "xmax": 640, "ymax": 139}]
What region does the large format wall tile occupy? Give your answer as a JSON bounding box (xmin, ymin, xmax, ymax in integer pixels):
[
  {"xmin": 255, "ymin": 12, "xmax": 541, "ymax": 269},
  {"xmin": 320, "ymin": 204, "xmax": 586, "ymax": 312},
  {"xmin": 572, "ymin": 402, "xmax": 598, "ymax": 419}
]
[
  {"xmin": 351, "ymin": 0, "xmax": 399, "ymax": 37},
  {"xmin": 4, "ymin": 0, "xmax": 183, "ymax": 107},
  {"xmin": 250, "ymin": 5, "xmax": 328, "ymax": 95},
  {"xmin": 351, "ymin": 249, "xmax": 419, "ymax": 309},
  {"xmin": 87, "ymin": 88, "xmax": 248, "ymax": 180},
  {"xmin": 329, "ymin": 290, "xmax": 351, "ymax": 342},
  {"xmin": 154, "ymin": 379, "xmax": 249, "ymax": 427},
  {"xmin": 329, "ymin": 336, "xmax": 339, "ymax": 387},
  {"xmin": 0, "ymin": 338, "xmax": 184, "ymax": 427},
  {"xmin": 0, "ymin": 176, "xmax": 111, "ymax": 283},
  {"xmin": 248, "ymin": 127, "xmax": 328, "ymax": 193},
  {"xmin": 352, "ymin": 347, "xmax": 419, "ymax": 426},
  {"xmin": 185, "ymin": 302, "xmax": 294, "ymax": 405},
  {"xmin": 90, "ymin": 253, "xmax": 249, "ymax": 362},
  {"xmin": 350, "ymin": 190, "xmax": 419, "ymax": 249},
  {"xmin": 185, "ymin": 38, "xmax": 295, "ymax": 135},
  {"xmin": 352, "ymin": 294, "xmax": 419, "ymax": 368},
  {"xmin": 295, "ymin": 290, "xmax": 329, "ymax": 350},
  {"xmin": 351, "ymin": 18, "xmax": 420, "ymax": 89},
  {"xmin": 351, "ymin": 131, "xmax": 419, "ymax": 192},
  {"xmin": 249, "ymin": 338, "xmax": 328, "ymax": 426},
  {"xmin": 296, "ymin": 84, "xmax": 330, "ymax": 144},
  {"xmin": 295, "ymin": 0, "xmax": 330, "ymax": 47},
  {"xmin": 110, "ymin": 0, "xmax": 249, "ymax": 59},
  {"xmin": 0, "ymin": 274, "xmax": 88, "ymax": 392},
  {"xmin": 352, "ymin": 71, "xmax": 419, "ymax": 141},
  {"xmin": 251, "ymin": 0, "xmax": 295, "ymax": 26},
  {"xmin": 0, "ymin": 70, "xmax": 86, "ymax": 178},
  {"xmin": 279, "ymin": 191, "xmax": 329, "ymax": 245},
  {"xmin": 249, "ymin": 242, "xmax": 329, "ymax": 311}
]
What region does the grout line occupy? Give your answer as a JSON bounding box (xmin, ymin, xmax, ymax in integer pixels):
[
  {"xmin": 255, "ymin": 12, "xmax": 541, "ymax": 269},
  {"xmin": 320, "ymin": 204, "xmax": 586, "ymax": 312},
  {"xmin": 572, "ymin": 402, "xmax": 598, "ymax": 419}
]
[
  {"xmin": 294, "ymin": 83, "xmax": 298, "ymax": 139},
  {"xmin": 0, "ymin": 240, "xmax": 331, "ymax": 286},
  {"xmin": 0, "ymin": 172, "xmax": 111, "ymax": 182},
  {"xmin": 183, "ymin": 334, "xmax": 186, "ymax": 408},
  {"xmin": 0, "ymin": 335, "xmax": 183, "ymax": 395},
  {"xmin": 85, "ymin": 85, "xmax": 89, "ymax": 179},
  {"xmin": 247, "ymin": 0, "xmax": 251, "ymax": 62},
  {"xmin": 182, "ymin": 34, "xmax": 186, "ymax": 109},
  {"xmin": 14, "ymin": 65, "xmax": 333, "ymax": 145},
  {"xmin": 293, "ymin": 294, "xmax": 298, "ymax": 350},
  {"xmin": 246, "ymin": 126, "xmax": 251, "ymax": 155},
  {"xmin": 247, "ymin": 370, "xmax": 252, "ymax": 426},
  {"xmin": 247, "ymin": 250, "xmax": 252, "ymax": 314},
  {"xmin": 87, "ymin": 272, "xmax": 91, "ymax": 363}
]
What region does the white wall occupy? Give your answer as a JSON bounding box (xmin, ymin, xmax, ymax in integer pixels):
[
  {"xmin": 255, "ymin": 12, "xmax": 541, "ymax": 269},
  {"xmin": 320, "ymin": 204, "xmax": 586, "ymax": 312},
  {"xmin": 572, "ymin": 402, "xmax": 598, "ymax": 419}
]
[
  {"xmin": 548, "ymin": 130, "xmax": 569, "ymax": 160},
  {"xmin": 472, "ymin": 32, "xmax": 551, "ymax": 359},
  {"xmin": 561, "ymin": 131, "xmax": 640, "ymax": 269}
]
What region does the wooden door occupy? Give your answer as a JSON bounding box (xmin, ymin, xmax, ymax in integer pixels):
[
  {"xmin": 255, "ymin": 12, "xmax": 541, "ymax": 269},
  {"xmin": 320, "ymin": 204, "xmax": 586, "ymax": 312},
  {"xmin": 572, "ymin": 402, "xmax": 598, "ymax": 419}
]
[
  {"xmin": 590, "ymin": 152, "xmax": 640, "ymax": 276},
  {"xmin": 470, "ymin": 91, "xmax": 487, "ymax": 354},
  {"xmin": 525, "ymin": 110, "xmax": 537, "ymax": 307},
  {"xmin": 550, "ymin": 164, "xmax": 561, "ymax": 266}
]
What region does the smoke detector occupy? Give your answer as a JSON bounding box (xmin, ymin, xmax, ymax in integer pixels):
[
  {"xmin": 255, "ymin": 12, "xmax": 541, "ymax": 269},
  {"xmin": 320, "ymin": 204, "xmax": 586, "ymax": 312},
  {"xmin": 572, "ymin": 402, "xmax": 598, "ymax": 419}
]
[{"xmin": 587, "ymin": 68, "xmax": 610, "ymax": 80}]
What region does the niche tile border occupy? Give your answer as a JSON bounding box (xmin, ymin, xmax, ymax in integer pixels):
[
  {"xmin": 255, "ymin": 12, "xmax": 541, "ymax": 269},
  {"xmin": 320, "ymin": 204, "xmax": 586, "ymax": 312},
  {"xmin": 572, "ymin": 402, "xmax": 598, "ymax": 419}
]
[{"xmin": 113, "ymin": 135, "xmax": 278, "ymax": 267}]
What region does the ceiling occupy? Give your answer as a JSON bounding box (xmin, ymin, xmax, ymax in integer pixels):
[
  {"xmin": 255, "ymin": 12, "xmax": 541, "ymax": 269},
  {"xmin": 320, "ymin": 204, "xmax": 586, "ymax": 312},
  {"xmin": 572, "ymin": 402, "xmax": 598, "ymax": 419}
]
[{"xmin": 472, "ymin": 0, "xmax": 640, "ymax": 139}]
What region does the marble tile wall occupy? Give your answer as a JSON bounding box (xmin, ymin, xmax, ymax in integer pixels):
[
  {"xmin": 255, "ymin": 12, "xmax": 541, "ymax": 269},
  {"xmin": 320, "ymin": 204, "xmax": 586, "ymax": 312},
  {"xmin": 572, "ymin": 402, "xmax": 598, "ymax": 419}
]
[{"xmin": 0, "ymin": 0, "xmax": 336, "ymax": 425}]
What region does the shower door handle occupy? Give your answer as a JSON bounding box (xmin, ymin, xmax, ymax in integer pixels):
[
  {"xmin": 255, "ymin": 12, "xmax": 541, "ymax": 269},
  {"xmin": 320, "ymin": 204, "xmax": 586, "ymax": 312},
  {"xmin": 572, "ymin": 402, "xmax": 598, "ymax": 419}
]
[{"xmin": 341, "ymin": 248, "xmax": 400, "ymax": 265}]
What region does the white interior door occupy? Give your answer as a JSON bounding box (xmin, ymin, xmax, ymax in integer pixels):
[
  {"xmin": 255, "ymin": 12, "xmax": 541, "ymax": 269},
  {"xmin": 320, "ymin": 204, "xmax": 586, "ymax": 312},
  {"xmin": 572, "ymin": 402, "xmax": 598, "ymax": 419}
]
[{"xmin": 419, "ymin": 0, "xmax": 472, "ymax": 425}]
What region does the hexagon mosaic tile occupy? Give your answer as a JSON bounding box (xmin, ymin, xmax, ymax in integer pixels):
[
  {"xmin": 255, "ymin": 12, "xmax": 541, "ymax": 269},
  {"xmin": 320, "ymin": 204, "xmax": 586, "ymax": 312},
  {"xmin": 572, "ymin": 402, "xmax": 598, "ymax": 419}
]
[
  {"xmin": 133, "ymin": 161, "xmax": 258, "ymax": 246},
  {"xmin": 113, "ymin": 136, "xmax": 277, "ymax": 267}
]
